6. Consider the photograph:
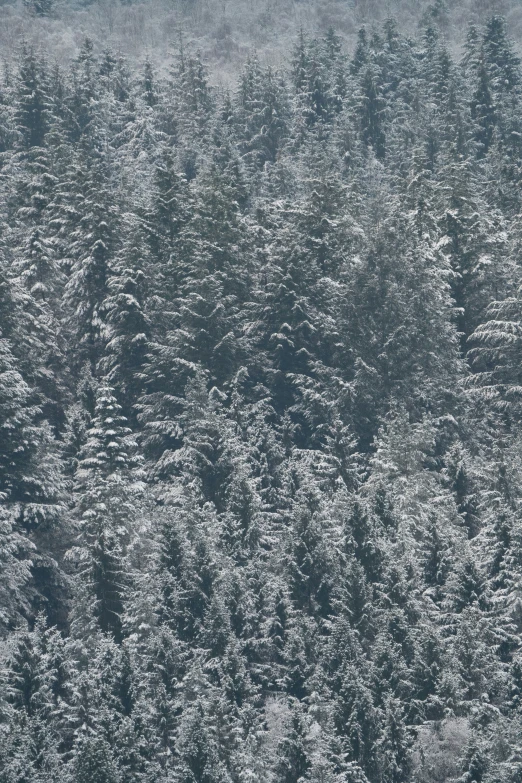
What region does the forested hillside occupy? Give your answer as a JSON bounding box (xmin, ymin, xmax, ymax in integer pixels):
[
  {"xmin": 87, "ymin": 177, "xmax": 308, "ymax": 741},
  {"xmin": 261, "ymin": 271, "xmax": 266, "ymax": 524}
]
[
  {"xmin": 2, "ymin": 0, "xmax": 522, "ymax": 79},
  {"xmin": 2, "ymin": 7, "xmax": 522, "ymax": 783}
]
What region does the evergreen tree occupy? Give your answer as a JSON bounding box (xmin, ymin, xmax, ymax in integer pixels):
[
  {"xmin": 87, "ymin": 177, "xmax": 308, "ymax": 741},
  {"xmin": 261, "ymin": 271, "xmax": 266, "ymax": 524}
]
[
  {"xmin": 70, "ymin": 385, "xmax": 138, "ymax": 642},
  {"xmin": 62, "ymin": 147, "xmax": 121, "ymax": 374},
  {"xmin": 15, "ymin": 45, "xmax": 50, "ymax": 150},
  {"xmin": 234, "ymin": 58, "xmax": 288, "ymax": 170},
  {"xmin": 101, "ymin": 265, "xmax": 150, "ymax": 424}
]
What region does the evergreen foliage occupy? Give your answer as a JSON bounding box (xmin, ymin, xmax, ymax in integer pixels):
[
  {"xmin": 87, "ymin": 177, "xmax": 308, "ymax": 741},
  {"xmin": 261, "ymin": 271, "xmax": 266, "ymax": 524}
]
[{"xmin": 1, "ymin": 13, "xmax": 522, "ymax": 783}]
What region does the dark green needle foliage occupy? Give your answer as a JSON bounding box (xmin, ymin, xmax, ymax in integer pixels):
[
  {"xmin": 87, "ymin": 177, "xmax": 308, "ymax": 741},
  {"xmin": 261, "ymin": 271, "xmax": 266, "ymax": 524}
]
[{"xmin": 2, "ymin": 10, "xmax": 522, "ymax": 783}]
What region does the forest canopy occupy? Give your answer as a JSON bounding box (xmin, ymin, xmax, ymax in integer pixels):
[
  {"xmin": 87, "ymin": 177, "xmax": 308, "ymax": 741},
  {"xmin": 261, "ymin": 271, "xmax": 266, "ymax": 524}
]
[{"xmin": 1, "ymin": 2, "xmax": 522, "ymax": 782}]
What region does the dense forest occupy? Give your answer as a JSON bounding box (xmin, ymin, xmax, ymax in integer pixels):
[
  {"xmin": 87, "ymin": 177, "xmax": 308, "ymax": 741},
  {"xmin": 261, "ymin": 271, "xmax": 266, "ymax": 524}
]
[
  {"xmin": 3, "ymin": 3, "xmax": 522, "ymax": 782},
  {"xmin": 2, "ymin": 0, "xmax": 522, "ymax": 78}
]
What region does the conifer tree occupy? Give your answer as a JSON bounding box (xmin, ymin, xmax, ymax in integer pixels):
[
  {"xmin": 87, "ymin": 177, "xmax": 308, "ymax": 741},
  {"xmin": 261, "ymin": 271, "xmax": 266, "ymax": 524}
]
[
  {"xmin": 63, "ymin": 147, "xmax": 121, "ymax": 374},
  {"xmin": 70, "ymin": 385, "xmax": 138, "ymax": 642},
  {"xmin": 101, "ymin": 265, "xmax": 150, "ymax": 425},
  {"xmin": 15, "ymin": 45, "xmax": 50, "ymax": 150}
]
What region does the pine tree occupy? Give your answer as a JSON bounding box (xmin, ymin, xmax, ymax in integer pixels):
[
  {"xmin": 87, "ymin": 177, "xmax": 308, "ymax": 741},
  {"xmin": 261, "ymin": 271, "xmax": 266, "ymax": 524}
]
[
  {"xmin": 482, "ymin": 16, "xmax": 520, "ymax": 95},
  {"xmin": 170, "ymin": 161, "xmax": 251, "ymax": 385},
  {"xmin": 468, "ymin": 286, "xmax": 522, "ymax": 418},
  {"xmin": 470, "ymin": 57, "xmax": 496, "ymax": 156},
  {"xmin": 66, "ymin": 38, "xmax": 100, "ymax": 144},
  {"xmin": 101, "ymin": 265, "xmax": 150, "ymax": 425},
  {"xmin": 354, "ymin": 63, "xmax": 386, "ymax": 160},
  {"xmin": 234, "ymin": 57, "xmax": 288, "ymax": 170},
  {"xmin": 63, "ymin": 147, "xmax": 121, "ymax": 374},
  {"xmin": 15, "ymin": 45, "xmax": 51, "ymax": 150},
  {"xmin": 287, "ymin": 491, "xmax": 336, "ymax": 619},
  {"xmin": 0, "ymin": 305, "xmax": 63, "ymax": 530},
  {"xmin": 141, "ymin": 59, "xmax": 158, "ymax": 109},
  {"xmin": 143, "ymin": 145, "xmax": 191, "ymax": 312},
  {"xmin": 70, "ymin": 385, "xmax": 138, "ymax": 642},
  {"xmin": 290, "ymin": 33, "xmax": 333, "ymax": 131}
]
